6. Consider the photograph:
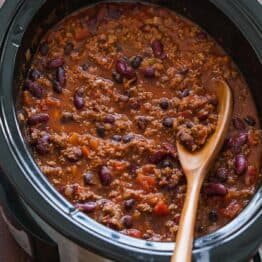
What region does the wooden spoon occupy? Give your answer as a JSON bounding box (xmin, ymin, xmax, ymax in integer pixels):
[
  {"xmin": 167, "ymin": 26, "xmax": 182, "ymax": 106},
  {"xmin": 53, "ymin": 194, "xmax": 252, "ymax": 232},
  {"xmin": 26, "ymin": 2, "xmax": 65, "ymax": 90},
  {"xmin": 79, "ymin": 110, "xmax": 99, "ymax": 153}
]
[{"xmin": 171, "ymin": 79, "xmax": 233, "ymax": 262}]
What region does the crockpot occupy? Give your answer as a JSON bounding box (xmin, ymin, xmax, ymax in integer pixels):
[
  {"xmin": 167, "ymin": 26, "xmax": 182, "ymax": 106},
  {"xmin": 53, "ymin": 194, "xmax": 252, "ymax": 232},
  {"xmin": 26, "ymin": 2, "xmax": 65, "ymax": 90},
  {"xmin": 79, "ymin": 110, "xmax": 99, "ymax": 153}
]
[{"xmin": 0, "ymin": 1, "xmax": 261, "ymax": 261}]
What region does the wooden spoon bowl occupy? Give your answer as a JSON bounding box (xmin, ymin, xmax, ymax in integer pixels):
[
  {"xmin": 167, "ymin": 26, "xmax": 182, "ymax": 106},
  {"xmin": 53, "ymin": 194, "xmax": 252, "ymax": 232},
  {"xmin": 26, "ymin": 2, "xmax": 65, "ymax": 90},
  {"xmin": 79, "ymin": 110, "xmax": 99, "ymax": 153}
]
[{"xmin": 171, "ymin": 79, "xmax": 233, "ymax": 262}]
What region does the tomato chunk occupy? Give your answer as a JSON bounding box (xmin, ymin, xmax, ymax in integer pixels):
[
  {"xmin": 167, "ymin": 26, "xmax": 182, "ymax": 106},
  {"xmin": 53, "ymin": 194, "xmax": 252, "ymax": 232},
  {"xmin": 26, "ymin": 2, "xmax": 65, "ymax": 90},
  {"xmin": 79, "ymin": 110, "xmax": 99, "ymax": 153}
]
[{"xmin": 153, "ymin": 200, "xmax": 170, "ymax": 216}]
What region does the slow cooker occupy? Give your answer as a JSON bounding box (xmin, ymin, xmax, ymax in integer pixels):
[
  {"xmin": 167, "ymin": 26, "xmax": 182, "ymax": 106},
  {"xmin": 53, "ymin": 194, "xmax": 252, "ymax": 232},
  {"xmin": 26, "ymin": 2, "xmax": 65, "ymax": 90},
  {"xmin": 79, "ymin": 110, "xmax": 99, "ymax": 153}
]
[{"xmin": 0, "ymin": 0, "xmax": 261, "ymax": 261}]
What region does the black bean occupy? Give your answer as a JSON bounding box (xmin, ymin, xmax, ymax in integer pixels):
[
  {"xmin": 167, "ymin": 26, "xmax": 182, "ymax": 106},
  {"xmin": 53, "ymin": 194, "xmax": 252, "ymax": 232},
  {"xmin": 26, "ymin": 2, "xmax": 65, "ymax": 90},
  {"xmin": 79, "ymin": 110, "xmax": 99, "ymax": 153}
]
[
  {"xmin": 47, "ymin": 58, "xmax": 64, "ymax": 69},
  {"xmin": 232, "ymin": 117, "xmax": 246, "ymax": 130},
  {"xmin": 159, "ymin": 99, "xmax": 169, "ymax": 110},
  {"xmin": 74, "ymin": 88, "xmax": 85, "ymax": 110},
  {"xmin": 57, "ymin": 67, "xmax": 66, "ymax": 87},
  {"xmin": 162, "ymin": 117, "xmax": 173, "ymax": 128},
  {"xmin": 112, "ymin": 71, "xmax": 123, "ymax": 83},
  {"xmin": 39, "ymin": 41, "xmax": 49, "ymax": 56},
  {"xmin": 215, "ymin": 167, "xmax": 229, "ymax": 182},
  {"xmin": 28, "ymin": 113, "xmax": 49, "ymax": 125},
  {"xmin": 121, "ymin": 215, "xmax": 133, "ymax": 229},
  {"xmin": 75, "ymin": 202, "xmax": 97, "ymax": 213},
  {"xmin": 122, "ymin": 134, "xmax": 134, "ymax": 143},
  {"xmin": 64, "ymin": 42, "xmax": 74, "ymax": 55},
  {"xmin": 29, "ymin": 69, "xmax": 41, "ymax": 81},
  {"xmin": 36, "ymin": 133, "xmax": 50, "ymax": 154},
  {"xmin": 130, "ymin": 55, "xmax": 143, "ymax": 69},
  {"xmin": 61, "ymin": 112, "xmax": 74, "ymax": 123},
  {"xmin": 25, "ymin": 80, "xmax": 44, "ymax": 99},
  {"xmin": 205, "ymin": 183, "xmax": 227, "ymax": 196},
  {"xmin": 84, "ymin": 172, "xmax": 94, "ymax": 185},
  {"xmin": 159, "ymin": 157, "xmax": 174, "ymax": 169},
  {"xmin": 143, "ymin": 66, "xmax": 155, "ymax": 78},
  {"xmin": 82, "ymin": 63, "xmax": 89, "ymax": 71},
  {"xmin": 124, "ymin": 199, "xmax": 135, "ymax": 210},
  {"xmin": 99, "ymin": 166, "xmax": 112, "ymax": 186},
  {"xmin": 234, "ymin": 154, "xmax": 247, "ymax": 175},
  {"xmin": 244, "ymin": 116, "xmax": 256, "ymax": 126},
  {"xmin": 104, "ymin": 114, "xmax": 115, "ymax": 124},
  {"xmin": 151, "ymin": 39, "xmax": 164, "ymax": 57},
  {"xmin": 96, "ymin": 125, "xmax": 105, "ymax": 138},
  {"xmin": 112, "ymin": 135, "xmax": 122, "ymax": 142},
  {"xmin": 53, "ymin": 80, "xmax": 63, "ymax": 94},
  {"xmin": 208, "ymin": 210, "xmax": 218, "ymax": 223}
]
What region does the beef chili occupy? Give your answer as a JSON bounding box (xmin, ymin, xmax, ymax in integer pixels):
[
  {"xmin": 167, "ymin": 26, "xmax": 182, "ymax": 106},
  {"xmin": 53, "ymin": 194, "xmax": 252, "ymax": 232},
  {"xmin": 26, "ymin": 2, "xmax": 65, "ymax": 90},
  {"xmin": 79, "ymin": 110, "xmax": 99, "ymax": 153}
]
[{"xmin": 18, "ymin": 3, "xmax": 262, "ymax": 241}]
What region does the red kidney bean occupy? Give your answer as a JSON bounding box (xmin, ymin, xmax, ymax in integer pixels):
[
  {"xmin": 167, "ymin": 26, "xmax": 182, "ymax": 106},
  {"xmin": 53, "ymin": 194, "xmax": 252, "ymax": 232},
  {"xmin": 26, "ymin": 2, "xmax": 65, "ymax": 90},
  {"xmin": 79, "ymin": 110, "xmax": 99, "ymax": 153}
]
[
  {"xmin": 151, "ymin": 39, "xmax": 164, "ymax": 57},
  {"xmin": 53, "ymin": 80, "xmax": 62, "ymax": 94},
  {"xmin": 64, "ymin": 42, "xmax": 74, "ymax": 55},
  {"xmin": 130, "ymin": 55, "xmax": 143, "ymax": 69},
  {"xmin": 197, "ymin": 109, "xmax": 208, "ymax": 121},
  {"xmin": 104, "ymin": 114, "xmax": 115, "ymax": 124},
  {"xmin": 36, "ymin": 133, "xmax": 50, "ymax": 154},
  {"xmin": 84, "ymin": 172, "xmax": 94, "ymax": 185},
  {"xmin": 215, "ymin": 167, "xmax": 229, "ymax": 182},
  {"xmin": 234, "ymin": 154, "xmax": 247, "ymax": 175},
  {"xmin": 232, "ymin": 117, "xmax": 246, "ymax": 130},
  {"xmin": 39, "ymin": 41, "xmax": 49, "ymax": 56},
  {"xmin": 121, "ymin": 215, "xmax": 133, "ymax": 229},
  {"xmin": 205, "ymin": 183, "xmax": 228, "ymax": 196},
  {"xmin": 116, "ymin": 58, "xmax": 127, "ymax": 75},
  {"xmin": 124, "ymin": 66, "xmax": 136, "ymax": 79},
  {"xmin": 28, "ymin": 113, "xmax": 49, "ymax": 125},
  {"xmin": 57, "ymin": 67, "xmax": 66, "ymax": 87},
  {"xmin": 129, "ymin": 163, "xmax": 138, "ymax": 176},
  {"xmin": 244, "ymin": 116, "xmax": 256, "ymax": 126},
  {"xmin": 74, "ymin": 88, "xmax": 85, "ymax": 109},
  {"xmin": 149, "ymin": 151, "xmax": 167, "ymax": 164},
  {"xmin": 75, "ymin": 202, "xmax": 97, "ymax": 213},
  {"xmin": 224, "ymin": 133, "xmax": 247, "ymax": 153},
  {"xmin": 29, "ymin": 69, "xmax": 41, "ymax": 81},
  {"xmin": 25, "ymin": 80, "xmax": 44, "ymax": 99},
  {"xmin": 137, "ymin": 116, "xmax": 148, "ymax": 130},
  {"xmin": 235, "ymin": 133, "xmax": 248, "ymax": 147},
  {"xmin": 47, "ymin": 58, "xmax": 64, "ymax": 69},
  {"xmin": 99, "ymin": 166, "xmax": 112, "ymax": 186},
  {"xmin": 143, "ymin": 66, "xmax": 155, "ymax": 78},
  {"xmin": 124, "ymin": 199, "xmax": 136, "ymax": 210},
  {"xmin": 197, "ymin": 31, "xmax": 207, "ymax": 39}
]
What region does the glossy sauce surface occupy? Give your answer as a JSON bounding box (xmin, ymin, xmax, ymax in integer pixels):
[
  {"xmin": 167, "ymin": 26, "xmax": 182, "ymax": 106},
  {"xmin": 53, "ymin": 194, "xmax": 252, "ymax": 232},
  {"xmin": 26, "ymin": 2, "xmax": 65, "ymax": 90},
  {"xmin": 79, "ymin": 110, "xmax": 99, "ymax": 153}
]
[{"xmin": 19, "ymin": 3, "xmax": 261, "ymax": 241}]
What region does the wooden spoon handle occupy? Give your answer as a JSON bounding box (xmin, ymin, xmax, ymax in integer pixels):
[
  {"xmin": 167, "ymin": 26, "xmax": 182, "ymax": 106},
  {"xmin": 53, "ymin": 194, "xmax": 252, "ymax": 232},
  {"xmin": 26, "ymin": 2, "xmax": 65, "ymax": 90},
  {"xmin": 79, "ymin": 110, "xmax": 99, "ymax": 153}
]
[{"xmin": 171, "ymin": 176, "xmax": 202, "ymax": 262}]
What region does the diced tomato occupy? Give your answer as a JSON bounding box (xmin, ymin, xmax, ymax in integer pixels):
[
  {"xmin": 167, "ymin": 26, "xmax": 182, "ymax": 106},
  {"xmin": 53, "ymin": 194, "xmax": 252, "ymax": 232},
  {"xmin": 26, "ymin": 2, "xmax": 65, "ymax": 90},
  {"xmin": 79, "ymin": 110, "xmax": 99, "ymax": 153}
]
[
  {"xmin": 136, "ymin": 173, "xmax": 156, "ymax": 191},
  {"xmin": 245, "ymin": 165, "xmax": 257, "ymax": 186},
  {"xmin": 126, "ymin": 229, "xmax": 142, "ymax": 238},
  {"xmin": 220, "ymin": 200, "xmax": 242, "ymax": 219},
  {"xmin": 82, "ymin": 146, "xmax": 90, "ymax": 158},
  {"xmin": 153, "ymin": 200, "xmax": 170, "ymax": 216}
]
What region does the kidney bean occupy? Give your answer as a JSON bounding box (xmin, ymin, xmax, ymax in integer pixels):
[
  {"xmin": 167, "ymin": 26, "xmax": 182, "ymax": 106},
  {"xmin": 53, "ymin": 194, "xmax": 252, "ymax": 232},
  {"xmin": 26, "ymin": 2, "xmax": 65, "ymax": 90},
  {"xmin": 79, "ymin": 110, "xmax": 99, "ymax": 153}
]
[
  {"xmin": 123, "ymin": 133, "xmax": 134, "ymax": 143},
  {"xmin": 124, "ymin": 199, "xmax": 136, "ymax": 210},
  {"xmin": 235, "ymin": 133, "xmax": 248, "ymax": 146},
  {"xmin": 130, "ymin": 55, "xmax": 143, "ymax": 69},
  {"xmin": 61, "ymin": 112, "xmax": 74, "ymax": 123},
  {"xmin": 149, "ymin": 151, "xmax": 167, "ymax": 164},
  {"xmin": 82, "ymin": 63, "xmax": 89, "ymax": 71},
  {"xmin": 99, "ymin": 166, "xmax": 112, "ymax": 186},
  {"xmin": 112, "ymin": 135, "xmax": 122, "ymax": 142},
  {"xmin": 57, "ymin": 67, "xmax": 66, "ymax": 87},
  {"xmin": 159, "ymin": 157, "xmax": 174, "ymax": 169},
  {"xmin": 232, "ymin": 117, "xmax": 245, "ymax": 130},
  {"xmin": 74, "ymin": 88, "xmax": 85, "ymax": 109},
  {"xmin": 36, "ymin": 133, "xmax": 50, "ymax": 154},
  {"xmin": 64, "ymin": 42, "xmax": 74, "ymax": 55},
  {"xmin": 25, "ymin": 80, "xmax": 44, "ymax": 99},
  {"xmin": 84, "ymin": 172, "xmax": 94, "ymax": 185},
  {"xmin": 28, "ymin": 113, "xmax": 49, "ymax": 125},
  {"xmin": 124, "ymin": 66, "xmax": 136, "ymax": 79},
  {"xmin": 104, "ymin": 114, "xmax": 115, "ymax": 124},
  {"xmin": 244, "ymin": 116, "xmax": 256, "ymax": 126},
  {"xmin": 197, "ymin": 109, "xmax": 208, "ymax": 121},
  {"xmin": 179, "ymin": 89, "xmax": 190, "ymax": 98},
  {"xmin": 75, "ymin": 202, "xmax": 97, "ymax": 213},
  {"xmin": 197, "ymin": 31, "xmax": 207, "ymax": 39},
  {"xmin": 112, "ymin": 71, "xmax": 123, "ymax": 83},
  {"xmin": 121, "ymin": 215, "xmax": 133, "ymax": 229},
  {"xmin": 47, "ymin": 58, "xmax": 64, "ymax": 69},
  {"xmin": 53, "ymin": 80, "xmax": 63, "ymax": 94},
  {"xmin": 159, "ymin": 99, "xmax": 169, "ymax": 110},
  {"xmin": 96, "ymin": 125, "xmax": 106, "ymax": 138},
  {"xmin": 29, "ymin": 69, "xmax": 41, "ymax": 80},
  {"xmin": 234, "ymin": 154, "xmax": 247, "ymax": 175},
  {"xmin": 137, "ymin": 116, "xmax": 148, "ymax": 130},
  {"xmin": 208, "ymin": 210, "xmax": 218, "ymax": 223},
  {"xmin": 151, "ymin": 39, "xmax": 164, "ymax": 57},
  {"xmin": 143, "ymin": 66, "xmax": 155, "ymax": 78},
  {"xmin": 39, "ymin": 41, "xmax": 49, "ymax": 56},
  {"xmin": 224, "ymin": 133, "xmax": 247, "ymax": 153},
  {"xmin": 116, "ymin": 58, "xmax": 127, "ymax": 75},
  {"xmin": 129, "ymin": 163, "xmax": 138, "ymax": 176},
  {"xmin": 162, "ymin": 117, "xmax": 173, "ymax": 128},
  {"xmin": 215, "ymin": 167, "xmax": 229, "ymax": 182},
  {"xmin": 205, "ymin": 183, "xmax": 228, "ymax": 196}
]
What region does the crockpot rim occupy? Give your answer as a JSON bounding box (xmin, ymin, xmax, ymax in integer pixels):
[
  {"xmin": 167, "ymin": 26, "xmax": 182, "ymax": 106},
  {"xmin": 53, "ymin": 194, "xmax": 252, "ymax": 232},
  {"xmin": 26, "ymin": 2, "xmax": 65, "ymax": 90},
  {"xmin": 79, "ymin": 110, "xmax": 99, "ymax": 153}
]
[{"xmin": 0, "ymin": 0, "xmax": 261, "ymax": 261}]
